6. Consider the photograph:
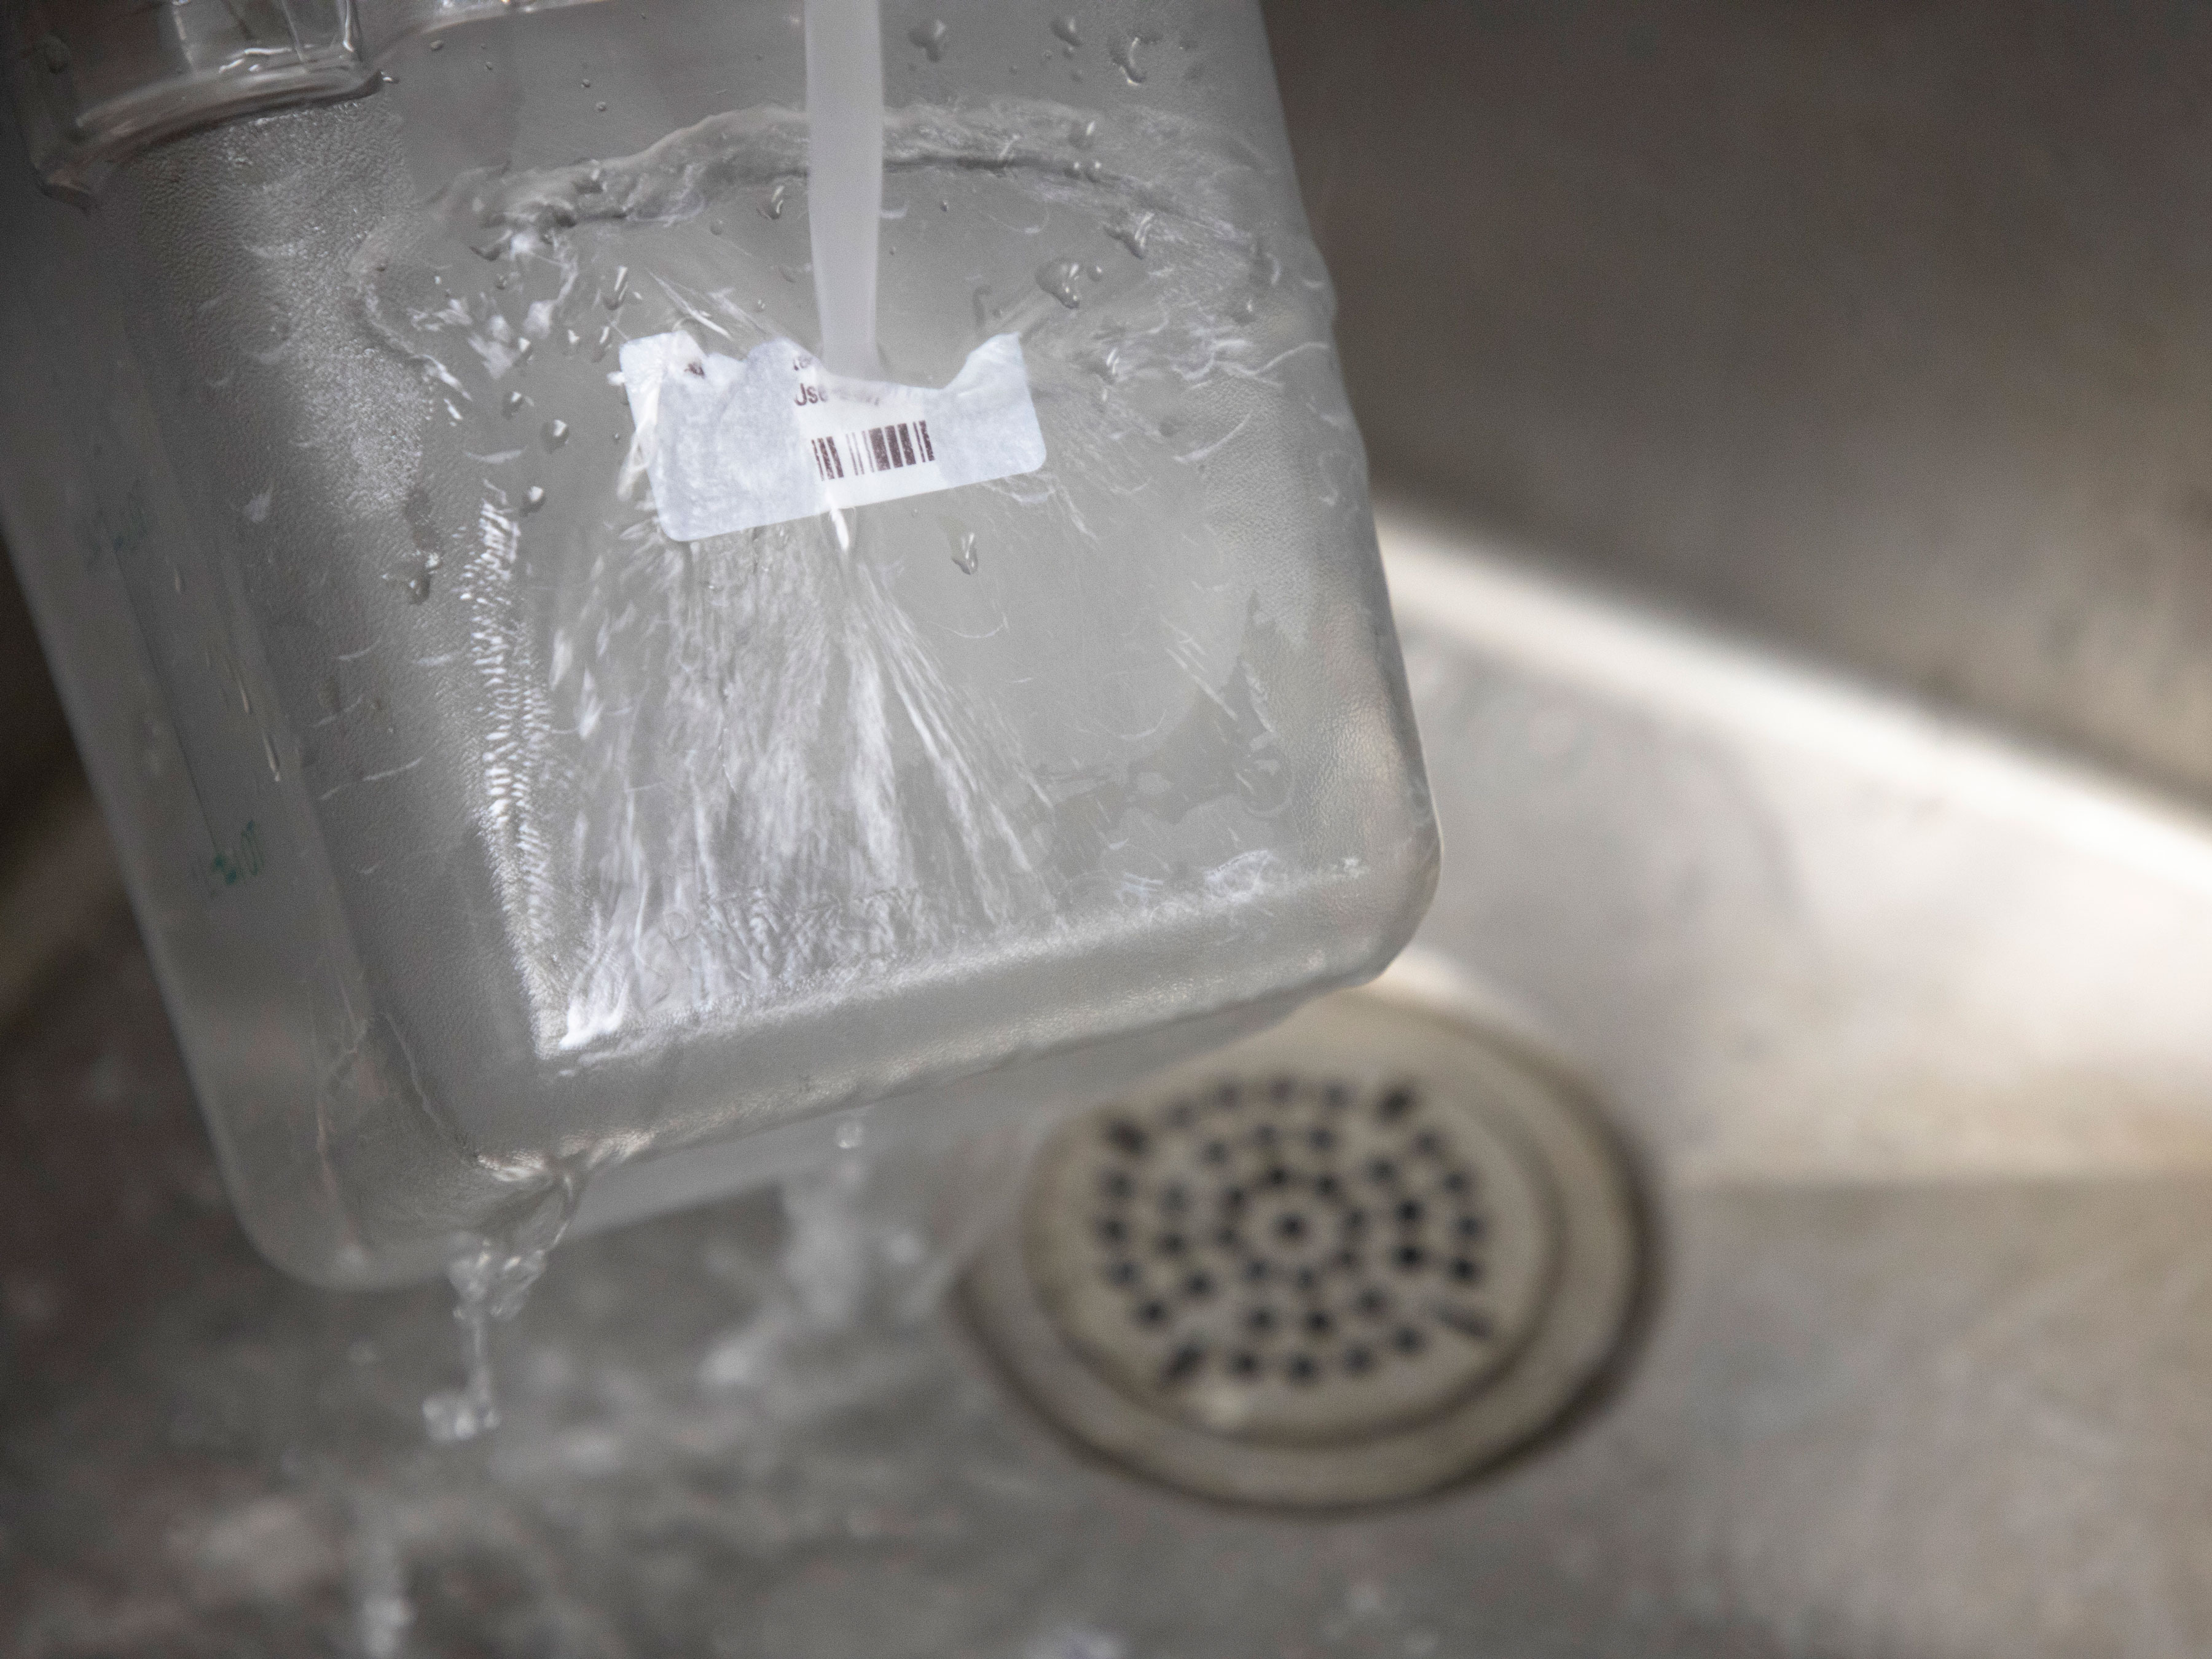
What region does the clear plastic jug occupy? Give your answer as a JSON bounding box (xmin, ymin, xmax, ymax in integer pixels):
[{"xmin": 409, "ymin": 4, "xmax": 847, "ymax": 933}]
[{"xmin": 0, "ymin": 0, "xmax": 1437, "ymax": 1284}]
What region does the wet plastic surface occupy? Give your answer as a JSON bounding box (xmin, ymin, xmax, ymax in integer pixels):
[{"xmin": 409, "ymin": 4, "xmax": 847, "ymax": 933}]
[{"xmin": 0, "ymin": 0, "xmax": 1433, "ymax": 1285}]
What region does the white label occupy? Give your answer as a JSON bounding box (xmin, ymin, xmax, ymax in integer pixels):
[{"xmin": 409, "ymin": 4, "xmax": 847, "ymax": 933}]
[{"xmin": 619, "ymin": 332, "xmax": 1046, "ymax": 541}]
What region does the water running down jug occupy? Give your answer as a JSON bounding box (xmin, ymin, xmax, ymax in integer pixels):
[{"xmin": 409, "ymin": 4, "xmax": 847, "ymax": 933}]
[{"xmin": 0, "ymin": 0, "xmax": 1437, "ymax": 1285}]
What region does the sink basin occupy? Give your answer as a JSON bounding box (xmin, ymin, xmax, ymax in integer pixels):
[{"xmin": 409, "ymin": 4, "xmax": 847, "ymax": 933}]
[{"xmin": 9, "ymin": 2, "xmax": 2212, "ymax": 1653}]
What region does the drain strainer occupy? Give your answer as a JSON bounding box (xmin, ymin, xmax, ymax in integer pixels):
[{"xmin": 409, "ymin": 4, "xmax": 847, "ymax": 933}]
[{"xmin": 965, "ymin": 987, "xmax": 1641, "ymax": 1507}]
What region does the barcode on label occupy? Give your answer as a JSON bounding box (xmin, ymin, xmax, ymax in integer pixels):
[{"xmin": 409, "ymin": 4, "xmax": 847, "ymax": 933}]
[{"xmin": 810, "ymin": 419, "xmax": 936, "ymax": 482}]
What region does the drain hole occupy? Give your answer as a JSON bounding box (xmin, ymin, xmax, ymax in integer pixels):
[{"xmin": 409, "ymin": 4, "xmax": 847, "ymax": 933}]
[{"xmin": 971, "ymin": 992, "xmax": 1642, "ymax": 1507}]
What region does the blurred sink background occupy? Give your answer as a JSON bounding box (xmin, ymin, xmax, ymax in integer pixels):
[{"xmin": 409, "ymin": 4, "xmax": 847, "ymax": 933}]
[{"xmin": 10, "ymin": 3, "xmax": 2212, "ymax": 1654}]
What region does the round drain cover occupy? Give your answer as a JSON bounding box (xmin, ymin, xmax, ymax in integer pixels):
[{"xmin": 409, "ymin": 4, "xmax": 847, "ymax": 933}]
[{"xmin": 964, "ymin": 987, "xmax": 1641, "ymax": 1507}]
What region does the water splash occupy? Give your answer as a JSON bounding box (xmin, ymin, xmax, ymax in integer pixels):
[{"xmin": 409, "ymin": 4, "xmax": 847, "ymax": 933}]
[{"xmin": 350, "ymin": 95, "xmax": 1337, "ymax": 1067}]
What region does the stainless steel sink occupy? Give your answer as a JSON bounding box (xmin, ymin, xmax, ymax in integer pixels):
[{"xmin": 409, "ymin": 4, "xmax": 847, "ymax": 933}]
[{"xmin": 10, "ymin": 2, "xmax": 2212, "ymax": 1653}]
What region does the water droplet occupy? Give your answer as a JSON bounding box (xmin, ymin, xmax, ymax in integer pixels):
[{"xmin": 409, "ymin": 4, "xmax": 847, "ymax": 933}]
[
  {"xmin": 429, "ymin": 37, "xmax": 442, "ymax": 49},
  {"xmin": 1086, "ymin": 261, "xmax": 1105, "ymax": 281},
  {"xmin": 502, "ymin": 389, "xmax": 525, "ymax": 415},
  {"xmin": 953, "ymin": 530, "xmax": 979, "ymax": 574},
  {"xmin": 521, "ymin": 485, "xmax": 546, "ymax": 512},
  {"xmin": 1107, "ymin": 210, "xmax": 1154, "ymax": 259},
  {"xmin": 579, "ymin": 77, "xmax": 589, "ymax": 87},
  {"xmin": 600, "ymin": 267, "xmax": 628, "ymax": 309},
  {"xmin": 1036, "ymin": 258, "xmax": 1085, "ymax": 309},
  {"xmin": 835, "ymin": 1120, "xmax": 865, "ymax": 1151},
  {"xmin": 761, "ymin": 182, "xmax": 786, "ymax": 219},
  {"xmin": 1051, "ymin": 15, "xmax": 1081, "ymax": 47},
  {"xmin": 908, "ymin": 18, "xmax": 949, "ymax": 61},
  {"xmin": 262, "ymin": 732, "xmax": 282, "ymax": 781},
  {"xmin": 1070, "ymin": 116, "xmax": 1097, "ymax": 149},
  {"xmin": 708, "ymin": 218, "xmax": 724, "ymax": 236},
  {"xmin": 1231, "ymin": 294, "xmax": 1257, "ymax": 323},
  {"xmin": 1110, "ymin": 35, "xmax": 1147, "ymax": 84},
  {"xmin": 541, "ymin": 419, "xmax": 570, "ymax": 451},
  {"xmin": 595, "ymin": 100, "xmax": 608, "ymax": 112},
  {"xmin": 390, "ymin": 559, "xmax": 433, "ymax": 604}
]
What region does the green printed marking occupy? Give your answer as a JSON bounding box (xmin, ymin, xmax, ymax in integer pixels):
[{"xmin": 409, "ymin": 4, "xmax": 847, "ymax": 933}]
[{"xmin": 209, "ymin": 819, "xmax": 265, "ymax": 890}]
